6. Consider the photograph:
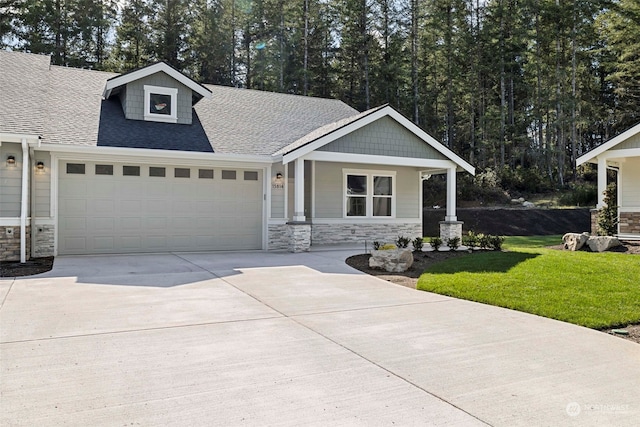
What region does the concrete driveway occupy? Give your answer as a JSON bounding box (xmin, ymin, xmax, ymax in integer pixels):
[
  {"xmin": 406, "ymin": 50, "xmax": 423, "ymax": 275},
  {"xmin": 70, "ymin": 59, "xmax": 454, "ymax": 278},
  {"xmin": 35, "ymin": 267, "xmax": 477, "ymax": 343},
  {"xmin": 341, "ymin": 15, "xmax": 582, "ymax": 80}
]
[{"xmin": 1, "ymin": 250, "xmax": 639, "ymax": 426}]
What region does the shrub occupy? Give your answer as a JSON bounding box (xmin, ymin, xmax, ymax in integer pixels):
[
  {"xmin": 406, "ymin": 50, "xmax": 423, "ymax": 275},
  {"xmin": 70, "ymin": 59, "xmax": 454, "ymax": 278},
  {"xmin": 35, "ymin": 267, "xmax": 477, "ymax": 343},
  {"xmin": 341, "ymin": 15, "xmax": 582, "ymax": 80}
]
[
  {"xmin": 597, "ymin": 183, "xmax": 618, "ymax": 236},
  {"xmin": 447, "ymin": 236, "xmax": 461, "ymax": 250},
  {"xmin": 462, "ymin": 231, "xmax": 478, "ymax": 248},
  {"xmin": 477, "ymin": 233, "xmax": 491, "ymax": 250},
  {"xmin": 489, "ymin": 235, "xmax": 505, "ymax": 251},
  {"xmin": 396, "ymin": 235, "xmax": 411, "ymax": 249},
  {"xmin": 373, "ymin": 241, "xmax": 381, "ymax": 250},
  {"xmin": 412, "ymin": 237, "xmax": 424, "ymax": 252},
  {"xmin": 430, "ymin": 237, "xmax": 443, "ymax": 251},
  {"xmin": 380, "ymin": 243, "xmax": 397, "ymax": 250}
]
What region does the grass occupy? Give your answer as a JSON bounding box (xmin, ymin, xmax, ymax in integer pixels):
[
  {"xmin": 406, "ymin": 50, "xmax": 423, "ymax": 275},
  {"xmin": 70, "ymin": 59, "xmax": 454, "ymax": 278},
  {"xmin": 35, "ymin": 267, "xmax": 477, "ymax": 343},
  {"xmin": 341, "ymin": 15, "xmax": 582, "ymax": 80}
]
[{"xmin": 417, "ymin": 235, "xmax": 640, "ymax": 329}]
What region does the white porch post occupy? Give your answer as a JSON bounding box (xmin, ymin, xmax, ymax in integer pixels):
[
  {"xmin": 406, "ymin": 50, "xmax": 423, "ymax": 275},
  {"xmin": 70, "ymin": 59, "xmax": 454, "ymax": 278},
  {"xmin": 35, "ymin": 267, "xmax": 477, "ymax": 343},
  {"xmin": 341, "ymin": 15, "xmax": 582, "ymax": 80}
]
[
  {"xmin": 445, "ymin": 166, "xmax": 457, "ymax": 221},
  {"xmin": 597, "ymin": 156, "xmax": 607, "ymax": 209},
  {"xmin": 293, "ymin": 158, "xmax": 305, "ymax": 222}
]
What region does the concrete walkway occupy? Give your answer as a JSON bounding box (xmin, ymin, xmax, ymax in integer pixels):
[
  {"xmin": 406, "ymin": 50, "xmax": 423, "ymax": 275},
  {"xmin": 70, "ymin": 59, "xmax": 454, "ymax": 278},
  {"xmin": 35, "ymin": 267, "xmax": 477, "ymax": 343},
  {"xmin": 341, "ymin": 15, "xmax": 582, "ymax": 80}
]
[{"xmin": 1, "ymin": 250, "xmax": 638, "ymax": 426}]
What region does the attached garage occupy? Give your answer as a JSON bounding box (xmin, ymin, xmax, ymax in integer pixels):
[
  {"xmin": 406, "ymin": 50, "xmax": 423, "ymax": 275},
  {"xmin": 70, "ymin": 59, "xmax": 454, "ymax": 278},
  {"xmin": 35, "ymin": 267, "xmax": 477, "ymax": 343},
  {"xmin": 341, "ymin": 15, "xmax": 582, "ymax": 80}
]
[{"xmin": 58, "ymin": 160, "xmax": 264, "ymax": 255}]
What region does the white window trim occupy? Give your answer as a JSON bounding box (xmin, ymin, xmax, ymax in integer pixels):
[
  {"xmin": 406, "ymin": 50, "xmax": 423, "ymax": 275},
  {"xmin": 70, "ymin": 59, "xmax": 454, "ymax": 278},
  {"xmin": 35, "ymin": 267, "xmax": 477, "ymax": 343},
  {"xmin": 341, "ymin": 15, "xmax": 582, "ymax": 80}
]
[
  {"xmin": 343, "ymin": 169, "xmax": 396, "ymax": 218},
  {"xmin": 144, "ymin": 85, "xmax": 178, "ymax": 123}
]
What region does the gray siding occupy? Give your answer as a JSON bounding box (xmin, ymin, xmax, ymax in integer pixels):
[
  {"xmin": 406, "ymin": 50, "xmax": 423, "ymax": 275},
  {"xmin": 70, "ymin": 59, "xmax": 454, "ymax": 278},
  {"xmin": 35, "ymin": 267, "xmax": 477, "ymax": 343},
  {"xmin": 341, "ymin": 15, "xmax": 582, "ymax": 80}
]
[
  {"xmin": 270, "ymin": 161, "xmax": 285, "ymax": 218},
  {"xmin": 33, "ymin": 151, "xmax": 51, "ymax": 217},
  {"xmin": 614, "ymin": 133, "xmax": 640, "ymax": 150},
  {"xmin": 318, "ymin": 116, "xmax": 448, "ymax": 160},
  {"xmin": 621, "ymin": 157, "xmax": 640, "ymax": 208},
  {"xmin": 123, "ymin": 72, "xmax": 193, "ymax": 124},
  {"xmin": 313, "ymin": 162, "xmax": 420, "ymax": 219},
  {"xmin": 0, "ymin": 143, "xmax": 23, "ymax": 217}
]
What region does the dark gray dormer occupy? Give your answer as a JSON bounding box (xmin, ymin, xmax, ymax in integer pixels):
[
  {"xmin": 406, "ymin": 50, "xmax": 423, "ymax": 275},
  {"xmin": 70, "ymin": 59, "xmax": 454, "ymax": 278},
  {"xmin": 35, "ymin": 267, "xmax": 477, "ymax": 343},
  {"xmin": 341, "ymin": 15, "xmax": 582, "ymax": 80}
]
[{"xmin": 102, "ymin": 63, "xmax": 212, "ymax": 125}]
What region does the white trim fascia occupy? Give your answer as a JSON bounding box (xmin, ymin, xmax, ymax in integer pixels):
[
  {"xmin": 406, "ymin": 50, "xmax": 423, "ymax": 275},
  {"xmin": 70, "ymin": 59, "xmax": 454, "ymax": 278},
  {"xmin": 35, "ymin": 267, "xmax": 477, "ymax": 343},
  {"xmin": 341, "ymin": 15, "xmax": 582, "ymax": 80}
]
[
  {"xmin": 103, "ymin": 62, "xmax": 212, "ymax": 99},
  {"xmin": 282, "ymin": 106, "xmax": 475, "ymax": 175},
  {"xmin": 0, "ymin": 133, "xmax": 41, "ymax": 144},
  {"xmin": 0, "ymin": 217, "xmax": 56, "ymax": 226},
  {"xmin": 311, "ymin": 160, "xmax": 316, "ymax": 219},
  {"xmin": 264, "ymin": 165, "xmax": 271, "ymax": 250},
  {"xmin": 267, "ymin": 218, "xmax": 288, "ymax": 225},
  {"xmin": 599, "ymin": 148, "xmax": 640, "ymax": 160},
  {"xmin": 311, "ymin": 218, "xmax": 421, "ymax": 224},
  {"xmin": 306, "ymin": 151, "xmax": 458, "ymax": 170},
  {"xmin": 39, "ymin": 143, "xmax": 273, "ymax": 166},
  {"xmin": 418, "ymin": 170, "xmax": 423, "ymax": 226},
  {"xmin": 51, "ymin": 153, "xmax": 59, "ymax": 256},
  {"xmin": 577, "ymin": 123, "xmax": 640, "ymax": 165}
]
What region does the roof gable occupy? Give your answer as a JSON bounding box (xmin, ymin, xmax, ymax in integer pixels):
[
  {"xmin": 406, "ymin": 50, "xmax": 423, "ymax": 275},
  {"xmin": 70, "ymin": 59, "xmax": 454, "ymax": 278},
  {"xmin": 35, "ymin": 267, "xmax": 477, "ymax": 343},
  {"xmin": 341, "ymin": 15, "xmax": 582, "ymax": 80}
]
[
  {"xmin": 577, "ymin": 122, "xmax": 640, "ymax": 165},
  {"xmin": 103, "ymin": 62, "xmax": 212, "ymax": 102},
  {"xmin": 279, "ymin": 105, "xmax": 475, "ymax": 174}
]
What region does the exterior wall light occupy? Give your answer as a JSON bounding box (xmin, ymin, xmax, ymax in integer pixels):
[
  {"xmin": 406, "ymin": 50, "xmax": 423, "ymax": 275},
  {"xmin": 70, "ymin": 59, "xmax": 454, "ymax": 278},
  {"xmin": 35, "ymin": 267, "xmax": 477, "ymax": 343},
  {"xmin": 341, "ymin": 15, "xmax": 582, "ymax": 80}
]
[
  {"xmin": 6, "ymin": 155, "xmax": 16, "ymax": 166},
  {"xmin": 276, "ymin": 172, "xmax": 283, "ymax": 180},
  {"xmin": 36, "ymin": 161, "xmax": 45, "ymax": 173}
]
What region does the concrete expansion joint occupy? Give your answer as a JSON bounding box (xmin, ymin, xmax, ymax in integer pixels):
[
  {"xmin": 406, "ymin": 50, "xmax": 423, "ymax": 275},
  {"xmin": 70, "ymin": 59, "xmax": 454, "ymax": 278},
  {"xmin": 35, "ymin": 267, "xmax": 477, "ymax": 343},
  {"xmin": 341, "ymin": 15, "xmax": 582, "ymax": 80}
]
[{"xmin": 0, "ymin": 278, "xmax": 16, "ymax": 311}]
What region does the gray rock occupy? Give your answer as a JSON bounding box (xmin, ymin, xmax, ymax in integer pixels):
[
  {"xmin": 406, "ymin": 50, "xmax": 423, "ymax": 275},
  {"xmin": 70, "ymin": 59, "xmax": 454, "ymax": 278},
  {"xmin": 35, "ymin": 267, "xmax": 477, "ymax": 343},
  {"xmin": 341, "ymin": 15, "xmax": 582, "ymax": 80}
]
[
  {"xmin": 369, "ymin": 249, "xmax": 414, "ymax": 272},
  {"xmin": 562, "ymin": 232, "xmax": 590, "ymax": 251},
  {"xmin": 523, "ymin": 201, "xmax": 535, "ymax": 208},
  {"xmin": 587, "ymin": 236, "xmax": 621, "ymax": 253}
]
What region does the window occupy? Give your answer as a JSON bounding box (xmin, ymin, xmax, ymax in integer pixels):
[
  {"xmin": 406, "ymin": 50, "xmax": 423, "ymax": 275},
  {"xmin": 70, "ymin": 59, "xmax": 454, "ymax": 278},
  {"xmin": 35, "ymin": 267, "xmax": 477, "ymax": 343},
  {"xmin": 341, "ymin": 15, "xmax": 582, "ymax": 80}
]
[
  {"xmin": 244, "ymin": 171, "xmax": 258, "ymax": 181},
  {"xmin": 95, "ymin": 164, "xmax": 113, "ymax": 175},
  {"xmin": 174, "ymin": 168, "xmax": 190, "ymax": 178},
  {"xmin": 144, "ymin": 85, "xmax": 178, "ymax": 123},
  {"xmin": 149, "ymin": 167, "xmax": 166, "ymax": 177},
  {"xmin": 344, "ymin": 170, "xmax": 395, "ymax": 218},
  {"xmin": 123, "ymin": 165, "xmax": 140, "ymax": 176},
  {"xmin": 199, "ymin": 169, "xmax": 214, "ymax": 179},
  {"xmin": 66, "ymin": 163, "xmax": 85, "ymax": 174},
  {"xmin": 222, "ymin": 170, "xmax": 236, "ymax": 180}
]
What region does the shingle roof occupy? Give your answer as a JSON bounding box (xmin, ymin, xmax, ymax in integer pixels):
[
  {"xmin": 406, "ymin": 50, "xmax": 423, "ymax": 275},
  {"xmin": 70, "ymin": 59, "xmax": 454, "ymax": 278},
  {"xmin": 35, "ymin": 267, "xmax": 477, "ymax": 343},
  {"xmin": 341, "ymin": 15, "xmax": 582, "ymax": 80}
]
[{"xmin": 0, "ymin": 50, "xmax": 359, "ymax": 156}]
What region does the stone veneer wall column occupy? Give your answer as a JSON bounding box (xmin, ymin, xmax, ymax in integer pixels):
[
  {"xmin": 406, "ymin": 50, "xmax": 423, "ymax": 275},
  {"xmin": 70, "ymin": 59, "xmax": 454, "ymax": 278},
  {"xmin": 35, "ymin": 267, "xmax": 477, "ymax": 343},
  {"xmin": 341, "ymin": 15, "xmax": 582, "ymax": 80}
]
[
  {"xmin": 34, "ymin": 225, "xmax": 55, "ymax": 257},
  {"xmin": 0, "ymin": 226, "xmax": 30, "ymax": 262},
  {"xmin": 439, "ymin": 221, "xmax": 463, "ymax": 242},
  {"xmin": 590, "ymin": 209, "xmax": 599, "ymax": 235},
  {"xmin": 619, "ymin": 212, "xmax": 640, "ymax": 234},
  {"xmin": 311, "ymin": 223, "xmax": 422, "ymax": 246},
  {"xmin": 287, "ymin": 222, "xmax": 311, "ymax": 253},
  {"xmin": 268, "ymin": 224, "xmax": 289, "ymax": 250}
]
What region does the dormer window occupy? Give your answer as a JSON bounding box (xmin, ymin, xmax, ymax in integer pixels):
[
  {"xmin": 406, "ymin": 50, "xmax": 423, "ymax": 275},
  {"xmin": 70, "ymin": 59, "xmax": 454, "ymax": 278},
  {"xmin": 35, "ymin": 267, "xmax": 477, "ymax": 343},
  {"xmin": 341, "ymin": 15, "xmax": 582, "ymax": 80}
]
[{"xmin": 144, "ymin": 85, "xmax": 178, "ymax": 123}]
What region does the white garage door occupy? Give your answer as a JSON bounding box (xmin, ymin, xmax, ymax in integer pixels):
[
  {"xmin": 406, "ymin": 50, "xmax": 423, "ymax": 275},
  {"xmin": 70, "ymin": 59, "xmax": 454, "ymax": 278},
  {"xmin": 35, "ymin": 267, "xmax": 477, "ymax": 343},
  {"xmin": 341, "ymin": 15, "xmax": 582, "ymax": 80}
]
[{"xmin": 58, "ymin": 161, "xmax": 263, "ymax": 255}]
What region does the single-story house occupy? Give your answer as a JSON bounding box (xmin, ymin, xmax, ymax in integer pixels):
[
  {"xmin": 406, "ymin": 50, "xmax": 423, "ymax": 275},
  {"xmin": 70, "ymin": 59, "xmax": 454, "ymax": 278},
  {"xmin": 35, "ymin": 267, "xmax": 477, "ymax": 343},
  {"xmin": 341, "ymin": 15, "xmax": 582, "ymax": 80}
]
[
  {"xmin": 577, "ymin": 124, "xmax": 640, "ymax": 238},
  {"xmin": 0, "ymin": 50, "xmax": 474, "ymax": 262}
]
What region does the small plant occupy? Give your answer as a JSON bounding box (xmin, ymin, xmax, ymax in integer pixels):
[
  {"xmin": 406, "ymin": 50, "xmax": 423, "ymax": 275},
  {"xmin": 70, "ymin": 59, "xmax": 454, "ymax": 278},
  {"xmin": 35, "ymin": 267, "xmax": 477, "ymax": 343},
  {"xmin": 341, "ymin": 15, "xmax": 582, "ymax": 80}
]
[
  {"xmin": 412, "ymin": 237, "xmax": 424, "ymax": 252},
  {"xmin": 462, "ymin": 231, "xmax": 478, "ymax": 248},
  {"xmin": 489, "ymin": 235, "xmax": 505, "ymax": 251},
  {"xmin": 447, "ymin": 236, "xmax": 461, "ymax": 250},
  {"xmin": 396, "ymin": 235, "xmax": 411, "ymax": 248},
  {"xmin": 380, "ymin": 243, "xmax": 397, "ymax": 250},
  {"xmin": 477, "ymin": 233, "xmax": 490, "ymax": 250},
  {"xmin": 430, "ymin": 237, "xmax": 443, "ymax": 251},
  {"xmin": 373, "ymin": 241, "xmax": 381, "ymax": 250},
  {"xmin": 597, "ymin": 183, "xmax": 618, "ymax": 236}
]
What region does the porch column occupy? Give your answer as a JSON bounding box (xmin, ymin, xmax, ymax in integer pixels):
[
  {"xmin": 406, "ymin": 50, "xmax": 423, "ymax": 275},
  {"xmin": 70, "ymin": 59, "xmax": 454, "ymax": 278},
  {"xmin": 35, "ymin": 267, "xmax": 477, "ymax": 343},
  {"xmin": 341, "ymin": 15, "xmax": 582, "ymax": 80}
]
[
  {"xmin": 293, "ymin": 158, "xmax": 305, "ymax": 222},
  {"xmin": 445, "ymin": 166, "xmax": 457, "ymax": 221},
  {"xmin": 597, "ymin": 156, "xmax": 607, "ymax": 209},
  {"xmin": 440, "ymin": 165, "xmax": 463, "ymax": 243}
]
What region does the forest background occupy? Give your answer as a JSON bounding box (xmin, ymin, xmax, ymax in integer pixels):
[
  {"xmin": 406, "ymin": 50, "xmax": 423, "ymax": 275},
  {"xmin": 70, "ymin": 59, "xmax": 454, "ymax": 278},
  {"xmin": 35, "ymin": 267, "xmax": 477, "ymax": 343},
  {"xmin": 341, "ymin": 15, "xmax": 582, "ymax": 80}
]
[{"xmin": 2, "ymin": 0, "xmax": 639, "ymax": 205}]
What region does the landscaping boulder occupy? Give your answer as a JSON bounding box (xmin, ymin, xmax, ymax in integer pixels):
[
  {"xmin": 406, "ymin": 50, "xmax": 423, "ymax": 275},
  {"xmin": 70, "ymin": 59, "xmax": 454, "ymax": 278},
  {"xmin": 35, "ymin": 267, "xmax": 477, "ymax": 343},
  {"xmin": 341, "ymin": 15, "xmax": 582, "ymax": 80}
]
[
  {"xmin": 562, "ymin": 232, "xmax": 590, "ymax": 251},
  {"xmin": 587, "ymin": 236, "xmax": 621, "ymax": 253},
  {"xmin": 369, "ymin": 249, "xmax": 414, "ymax": 272}
]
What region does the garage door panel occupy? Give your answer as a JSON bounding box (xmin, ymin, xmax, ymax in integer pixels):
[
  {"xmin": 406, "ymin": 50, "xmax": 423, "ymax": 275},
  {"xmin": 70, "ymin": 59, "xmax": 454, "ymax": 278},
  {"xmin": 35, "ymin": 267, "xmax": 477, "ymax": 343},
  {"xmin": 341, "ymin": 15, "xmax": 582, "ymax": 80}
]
[{"xmin": 58, "ymin": 162, "xmax": 263, "ymax": 255}]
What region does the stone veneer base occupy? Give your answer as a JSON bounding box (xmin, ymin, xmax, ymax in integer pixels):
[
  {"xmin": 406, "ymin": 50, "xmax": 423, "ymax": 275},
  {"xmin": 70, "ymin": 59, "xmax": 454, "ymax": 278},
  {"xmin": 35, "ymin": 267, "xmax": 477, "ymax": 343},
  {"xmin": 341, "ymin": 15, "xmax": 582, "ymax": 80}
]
[
  {"xmin": 439, "ymin": 221, "xmax": 464, "ymax": 242},
  {"xmin": 310, "ymin": 223, "xmax": 422, "ymax": 246},
  {"xmin": 619, "ymin": 212, "xmax": 640, "ymax": 234},
  {"xmin": 0, "ymin": 224, "xmax": 55, "ymax": 262}
]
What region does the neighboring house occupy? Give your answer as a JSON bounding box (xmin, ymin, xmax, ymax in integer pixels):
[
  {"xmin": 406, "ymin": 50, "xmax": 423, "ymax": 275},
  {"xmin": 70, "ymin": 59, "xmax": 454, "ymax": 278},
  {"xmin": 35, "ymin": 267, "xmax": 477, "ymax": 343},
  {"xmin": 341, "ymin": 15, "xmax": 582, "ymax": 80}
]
[
  {"xmin": 0, "ymin": 50, "xmax": 474, "ymax": 262},
  {"xmin": 577, "ymin": 124, "xmax": 640, "ymax": 238}
]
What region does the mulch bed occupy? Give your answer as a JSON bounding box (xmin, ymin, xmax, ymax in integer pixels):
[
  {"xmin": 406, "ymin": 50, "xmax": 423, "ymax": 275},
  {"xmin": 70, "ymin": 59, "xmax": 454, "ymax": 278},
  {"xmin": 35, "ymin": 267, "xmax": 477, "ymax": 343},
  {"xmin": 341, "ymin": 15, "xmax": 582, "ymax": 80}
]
[
  {"xmin": 346, "ymin": 244, "xmax": 640, "ymax": 345},
  {"xmin": 0, "ymin": 257, "xmax": 54, "ymax": 278}
]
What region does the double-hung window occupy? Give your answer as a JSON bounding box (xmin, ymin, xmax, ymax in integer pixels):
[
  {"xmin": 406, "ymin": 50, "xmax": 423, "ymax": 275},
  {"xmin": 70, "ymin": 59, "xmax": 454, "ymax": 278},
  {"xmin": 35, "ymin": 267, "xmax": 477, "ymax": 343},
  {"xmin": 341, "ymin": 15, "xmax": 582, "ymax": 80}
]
[{"xmin": 345, "ymin": 170, "xmax": 395, "ymax": 218}]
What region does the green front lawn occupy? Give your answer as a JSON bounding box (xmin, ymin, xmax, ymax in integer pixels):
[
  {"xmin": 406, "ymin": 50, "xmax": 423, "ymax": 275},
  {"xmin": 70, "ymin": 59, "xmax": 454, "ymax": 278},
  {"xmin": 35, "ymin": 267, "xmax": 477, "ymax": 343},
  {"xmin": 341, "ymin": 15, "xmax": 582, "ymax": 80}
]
[{"xmin": 417, "ymin": 236, "xmax": 640, "ymax": 329}]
